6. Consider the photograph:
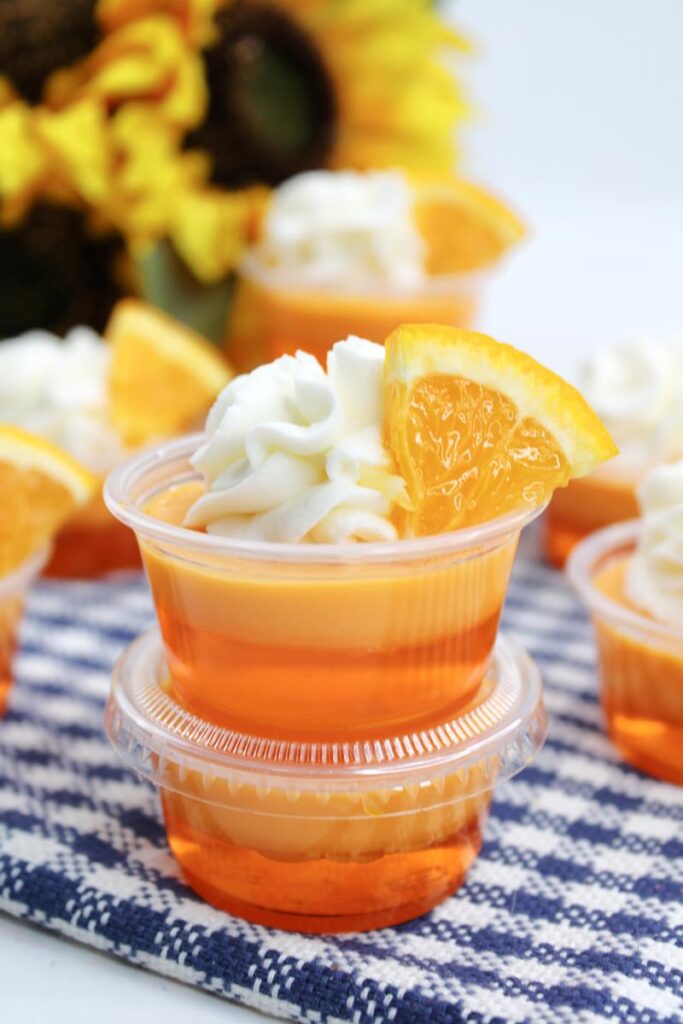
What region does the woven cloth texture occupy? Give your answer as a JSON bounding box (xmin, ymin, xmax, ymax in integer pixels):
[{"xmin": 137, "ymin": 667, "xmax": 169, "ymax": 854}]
[{"xmin": 0, "ymin": 555, "xmax": 681, "ymax": 1024}]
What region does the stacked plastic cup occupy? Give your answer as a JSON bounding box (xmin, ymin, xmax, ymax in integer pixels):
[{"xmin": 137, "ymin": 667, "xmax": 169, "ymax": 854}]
[{"xmin": 104, "ymin": 435, "xmax": 548, "ymax": 932}]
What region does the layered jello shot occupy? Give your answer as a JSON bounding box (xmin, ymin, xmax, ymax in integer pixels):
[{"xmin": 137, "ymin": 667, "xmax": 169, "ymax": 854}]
[
  {"xmin": 570, "ymin": 462, "xmax": 683, "ymax": 784},
  {"xmin": 106, "ymin": 325, "xmax": 615, "ymax": 928},
  {"xmin": 107, "ymin": 631, "xmax": 546, "ymax": 931},
  {"xmin": 0, "ymin": 300, "xmax": 231, "ymax": 577},
  {"xmin": 545, "ymin": 335, "xmax": 683, "ymax": 566},
  {"xmin": 0, "ymin": 426, "xmax": 95, "ymax": 715},
  {"xmin": 226, "ymin": 170, "xmax": 525, "ymax": 371}
]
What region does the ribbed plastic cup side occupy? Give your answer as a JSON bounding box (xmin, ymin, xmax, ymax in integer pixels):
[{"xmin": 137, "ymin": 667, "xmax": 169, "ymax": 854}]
[
  {"xmin": 568, "ymin": 521, "xmax": 683, "ymax": 784},
  {"xmin": 105, "ymin": 435, "xmax": 543, "ymax": 741}
]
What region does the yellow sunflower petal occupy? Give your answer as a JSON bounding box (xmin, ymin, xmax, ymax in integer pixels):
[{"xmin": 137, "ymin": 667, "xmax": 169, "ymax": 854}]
[
  {"xmin": 97, "ymin": 0, "xmax": 218, "ymax": 46},
  {"xmin": 0, "ymin": 104, "xmax": 46, "ymax": 216},
  {"xmin": 46, "ymin": 15, "xmax": 207, "ymax": 130},
  {"xmin": 171, "ymin": 190, "xmax": 253, "ymax": 283},
  {"xmin": 35, "ymin": 99, "xmax": 111, "ymax": 205},
  {"xmin": 289, "ymin": 0, "xmax": 470, "ymax": 174}
]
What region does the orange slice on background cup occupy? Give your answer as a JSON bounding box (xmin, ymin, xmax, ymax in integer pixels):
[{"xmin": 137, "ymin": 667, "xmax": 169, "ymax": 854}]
[{"xmin": 107, "ymin": 299, "xmax": 233, "ymax": 447}]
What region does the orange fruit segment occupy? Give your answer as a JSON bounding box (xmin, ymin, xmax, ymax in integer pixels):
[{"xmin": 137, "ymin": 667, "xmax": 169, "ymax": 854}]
[
  {"xmin": 384, "ymin": 325, "xmax": 618, "ymax": 537},
  {"xmin": 0, "ymin": 426, "xmax": 97, "ymax": 576},
  {"xmin": 413, "ymin": 178, "xmax": 526, "ymax": 274},
  {"xmin": 107, "ymin": 299, "xmax": 233, "ymax": 446}
]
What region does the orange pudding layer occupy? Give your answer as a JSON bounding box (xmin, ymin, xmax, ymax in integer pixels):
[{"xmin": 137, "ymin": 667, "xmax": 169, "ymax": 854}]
[
  {"xmin": 594, "ymin": 557, "xmax": 683, "ymax": 784},
  {"xmin": 143, "ymin": 484, "xmax": 517, "ymax": 740},
  {"xmin": 226, "ymin": 274, "xmax": 478, "ymax": 371},
  {"xmin": 46, "ymin": 488, "xmax": 141, "ymax": 578},
  {"xmin": 545, "ymin": 474, "xmax": 639, "ymax": 568},
  {"xmin": 0, "ymin": 595, "xmax": 23, "ymax": 716},
  {"xmin": 161, "ymin": 754, "xmax": 491, "ymax": 932}
]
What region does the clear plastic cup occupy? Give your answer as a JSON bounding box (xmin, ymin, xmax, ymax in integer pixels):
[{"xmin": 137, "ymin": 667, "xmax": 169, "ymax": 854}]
[
  {"xmin": 105, "ymin": 435, "xmax": 543, "ymax": 741},
  {"xmin": 106, "ymin": 630, "xmax": 546, "ymax": 932},
  {"xmin": 0, "ymin": 546, "xmax": 50, "ymax": 716},
  {"xmin": 226, "ymin": 256, "xmax": 486, "ymax": 372},
  {"xmin": 568, "ymin": 520, "xmax": 683, "ymax": 785}
]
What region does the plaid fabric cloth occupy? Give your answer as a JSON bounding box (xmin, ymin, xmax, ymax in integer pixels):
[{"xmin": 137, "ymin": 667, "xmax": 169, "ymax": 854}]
[{"xmin": 0, "ymin": 551, "xmax": 681, "ymax": 1024}]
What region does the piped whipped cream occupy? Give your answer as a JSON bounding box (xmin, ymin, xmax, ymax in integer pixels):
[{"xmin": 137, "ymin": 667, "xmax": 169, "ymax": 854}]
[
  {"xmin": 626, "ymin": 461, "xmax": 683, "ymax": 626},
  {"xmin": 579, "ymin": 336, "xmax": 683, "ymax": 473},
  {"xmin": 253, "ymin": 170, "xmax": 427, "ymax": 289},
  {"xmin": 185, "ymin": 336, "xmax": 407, "ymax": 543},
  {"xmin": 0, "ymin": 327, "xmax": 123, "ymax": 471}
]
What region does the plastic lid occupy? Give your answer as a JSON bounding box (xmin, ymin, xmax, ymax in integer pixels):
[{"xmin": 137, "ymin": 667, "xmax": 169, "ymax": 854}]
[{"xmin": 105, "ymin": 631, "xmax": 546, "ymax": 800}]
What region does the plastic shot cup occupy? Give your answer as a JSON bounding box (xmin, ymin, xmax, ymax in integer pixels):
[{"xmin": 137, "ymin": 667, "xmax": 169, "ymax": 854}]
[
  {"xmin": 0, "ymin": 546, "xmax": 49, "ymax": 716},
  {"xmin": 106, "ymin": 630, "xmax": 546, "ymax": 932},
  {"xmin": 568, "ymin": 521, "xmax": 683, "ymax": 785},
  {"xmin": 226, "ymin": 256, "xmax": 485, "ymax": 372},
  {"xmin": 105, "ymin": 435, "xmax": 543, "ymax": 742}
]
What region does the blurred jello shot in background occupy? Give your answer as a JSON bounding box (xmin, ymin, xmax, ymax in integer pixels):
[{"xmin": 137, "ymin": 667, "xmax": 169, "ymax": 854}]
[
  {"xmin": 226, "ymin": 169, "xmax": 525, "ymax": 371},
  {"xmin": 570, "ymin": 462, "xmax": 683, "ymax": 785},
  {"xmin": 0, "ymin": 300, "xmax": 231, "ymax": 577},
  {"xmin": 105, "ymin": 325, "xmax": 614, "ymax": 929},
  {"xmin": 545, "ymin": 335, "xmax": 683, "ymax": 567},
  {"xmin": 0, "ymin": 427, "xmax": 95, "ymax": 716}
]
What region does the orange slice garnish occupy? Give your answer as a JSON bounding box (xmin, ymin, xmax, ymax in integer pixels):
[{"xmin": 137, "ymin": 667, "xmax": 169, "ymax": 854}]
[
  {"xmin": 108, "ymin": 300, "xmax": 233, "ymax": 446},
  {"xmin": 0, "ymin": 426, "xmax": 96, "ymax": 576},
  {"xmin": 414, "ymin": 177, "xmax": 525, "ymax": 274},
  {"xmin": 384, "ymin": 325, "xmax": 617, "ymax": 536}
]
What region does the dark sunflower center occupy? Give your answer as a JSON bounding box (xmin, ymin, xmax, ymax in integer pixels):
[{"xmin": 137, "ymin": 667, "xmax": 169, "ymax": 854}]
[
  {"xmin": 187, "ymin": 0, "xmax": 337, "ymax": 189},
  {"xmin": 0, "ymin": 204, "xmax": 125, "ymax": 337},
  {"xmin": 0, "ymin": 0, "xmax": 99, "ymax": 104}
]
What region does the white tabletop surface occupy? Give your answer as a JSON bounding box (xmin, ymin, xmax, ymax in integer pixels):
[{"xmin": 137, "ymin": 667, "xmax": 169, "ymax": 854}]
[{"xmin": 1, "ymin": 1, "xmax": 682, "ymax": 1020}]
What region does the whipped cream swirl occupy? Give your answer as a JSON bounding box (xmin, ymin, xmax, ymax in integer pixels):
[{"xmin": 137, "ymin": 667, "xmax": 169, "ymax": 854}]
[
  {"xmin": 579, "ymin": 336, "xmax": 683, "ymax": 472},
  {"xmin": 253, "ymin": 170, "xmax": 426, "ymax": 290},
  {"xmin": 626, "ymin": 461, "xmax": 683, "ymax": 626},
  {"xmin": 0, "ymin": 327, "xmax": 123, "ymax": 471},
  {"xmin": 185, "ymin": 337, "xmax": 406, "ymax": 544}
]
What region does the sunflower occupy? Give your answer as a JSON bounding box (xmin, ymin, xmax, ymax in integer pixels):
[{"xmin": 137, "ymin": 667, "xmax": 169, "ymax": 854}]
[
  {"xmin": 188, "ymin": 0, "xmax": 469, "ymax": 189},
  {"xmin": 0, "ymin": 0, "xmax": 469, "ymax": 334},
  {"xmin": 0, "ymin": 0, "xmax": 211, "ymax": 334}
]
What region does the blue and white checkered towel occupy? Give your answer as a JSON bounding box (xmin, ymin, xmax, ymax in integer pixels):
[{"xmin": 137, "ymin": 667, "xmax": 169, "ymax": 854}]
[{"xmin": 0, "ymin": 550, "xmax": 681, "ymax": 1024}]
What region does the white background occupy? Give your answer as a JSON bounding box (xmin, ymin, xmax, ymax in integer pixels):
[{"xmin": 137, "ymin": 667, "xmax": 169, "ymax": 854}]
[
  {"xmin": 457, "ymin": 0, "xmax": 683, "ymax": 379},
  {"xmin": 2, "ymin": 2, "xmax": 682, "ymax": 1020}
]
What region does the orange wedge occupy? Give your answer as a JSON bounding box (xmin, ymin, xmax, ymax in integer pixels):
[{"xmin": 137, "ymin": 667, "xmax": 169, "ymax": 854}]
[
  {"xmin": 414, "ymin": 178, "xmax": 525, "ymax": 274},
  {"xmin": 384, "ymin": 325, "xmax": 617, "ymax": 537},
  {"xmin": 108, "ymin": 300, "xmax": 233, "ymax": 446},
  {"xmin": 0, "ymin": 426, "xmax": 97, "ymax": 576}
]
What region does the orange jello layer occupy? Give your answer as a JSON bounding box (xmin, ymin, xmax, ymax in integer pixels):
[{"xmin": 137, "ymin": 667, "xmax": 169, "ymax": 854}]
[
  {"xmin": 226, "ymin": 274, "xmax": 477, "ymax": 371},
  {"xmin": 143, "ymin": 483, "xmax": 517, "ymax": 740},
  {"xmin": 46, "ymin": 488, "xmax": 141, "ymax": 578},
  {"xmin": 594, "ymin": 557, "xmax": 683, "ymax": 784},
  {"xmin": 545, "ymin": 474, "xmax": 639, "ymax": 568},
  {"xmin": 164, "ymin": 799, "xmax": 484, "ymax": 932},
  {"xmin": 0, "ymin": 595, "xmax": 23, "ymax": 717},
  {"xmin": 160, "ymin": 746, "xmax": 491, "ymax": 931}
]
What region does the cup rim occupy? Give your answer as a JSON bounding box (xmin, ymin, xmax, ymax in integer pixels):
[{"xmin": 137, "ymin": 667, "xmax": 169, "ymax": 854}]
[
  {"xmin": 0, "ymin": 545, "xmax": 51, "ymax": 600},
  {"xmin": 104, "ymin": 432, "xmax": 545, "ymax": 565},
  {"xmin": 105, "ymin": 629, "xmax": 547, "ymax": 799},
  {"xmin": 238, "ymin": 250, "xmax": 490, "ymax": 296},
  {"xmin": 566, "ymin": 519, "xmax": 683, "ymax": 644}
]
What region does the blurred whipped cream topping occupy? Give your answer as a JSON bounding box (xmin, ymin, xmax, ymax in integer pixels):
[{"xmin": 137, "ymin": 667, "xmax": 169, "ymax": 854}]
[
  {"xmin": 0, "ymin": 327, "xmax": 123, "ymax": 471},
  {"xmin": 627, "ymin": 460, "xmax": 683, "ymax": 625},
  {"xmin": 252, "ymin": 170, "xmax": 427, "ymax": 290},
  {"xmin": 579, "ymin": 336, "xmax": 683, "ymax": 473}
]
